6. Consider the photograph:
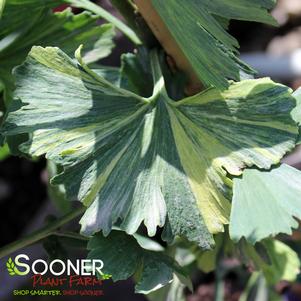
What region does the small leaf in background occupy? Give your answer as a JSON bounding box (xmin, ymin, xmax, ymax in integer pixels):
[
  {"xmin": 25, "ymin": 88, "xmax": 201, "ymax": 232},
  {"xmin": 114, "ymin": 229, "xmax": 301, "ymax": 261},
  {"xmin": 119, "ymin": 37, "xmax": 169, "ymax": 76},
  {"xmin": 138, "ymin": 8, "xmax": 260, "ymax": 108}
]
[
  {"xmin": 120, "ymin": 49, "xmax": 153, "ymax": 97},
  {"xmin": 230, "ymin": 164, "xmax": 301, "ymax": 244},
  {"xmin": 262, "ymin": 240, "xmax": 300, "ymax": 284},
  {"xmin": 242, "ymin": 239, "xmax": 300, "ymax": 285}
]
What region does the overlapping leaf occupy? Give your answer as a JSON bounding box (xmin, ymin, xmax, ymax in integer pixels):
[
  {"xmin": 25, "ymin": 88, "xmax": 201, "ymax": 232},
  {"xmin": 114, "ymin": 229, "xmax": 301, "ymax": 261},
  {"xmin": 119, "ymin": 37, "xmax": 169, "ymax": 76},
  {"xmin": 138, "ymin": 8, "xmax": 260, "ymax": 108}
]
[
  {"xmin": 87, "ymin": 230, "xmax": 189, "ymax": 294},
  {"xmin": 2, "ymin": 47, "xmax": 298, "ymax": 249},
  {"xmin": 242, "ymin": 239, "xmax": 300, "ymax": 284},
  {"xmin": 0, "ymin": 0, "xmax": 115, "ymax": 103},
  {"xmin": 230, "ymin": 164, "xmax": 301, "ymax": 244},
  {"xmin": 151, "ymin": 0, "xmax": 277, "ymax": 89},
  {"xmin": 194, "ymin": 234, "xmax": 300, "ymax": 285}
]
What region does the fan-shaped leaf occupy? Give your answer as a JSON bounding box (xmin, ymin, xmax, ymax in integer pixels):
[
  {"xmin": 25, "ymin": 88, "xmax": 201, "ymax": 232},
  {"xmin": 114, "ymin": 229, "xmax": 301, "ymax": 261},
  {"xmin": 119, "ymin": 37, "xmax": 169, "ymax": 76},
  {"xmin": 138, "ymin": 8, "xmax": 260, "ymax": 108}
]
[
  {"xmin": 3, "ymin": 47, "xmax": 297, "ymax": 249},
  {"xmin": 230, "ymin": 164, "xmax": 301, "ymax": 244}
]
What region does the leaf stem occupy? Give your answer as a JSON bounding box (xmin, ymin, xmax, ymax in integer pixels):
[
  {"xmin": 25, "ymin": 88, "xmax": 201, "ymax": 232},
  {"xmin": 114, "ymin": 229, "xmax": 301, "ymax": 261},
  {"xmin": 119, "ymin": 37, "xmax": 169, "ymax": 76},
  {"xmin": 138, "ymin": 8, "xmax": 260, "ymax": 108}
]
[
  {"xmin": 214, "ymin": 266, "xmax": 225, "ymax": 301},
  {"xmin": 148, "ymin": 49, "xmax": 168, "ymax": 101},
  {"xmin": 68, "ymin": 0, "xmax": 141, "ymax": 45},
  {"xmin": 49, "ymin": 231, "xmax": 89, "ymax": 241},
  {"xmin": 214, "ymin": 237, "xmax": 225, "ymax": 301},
  {"xmin": 0, "ymin": 206, "xmax": 86, "ymax": 259}
]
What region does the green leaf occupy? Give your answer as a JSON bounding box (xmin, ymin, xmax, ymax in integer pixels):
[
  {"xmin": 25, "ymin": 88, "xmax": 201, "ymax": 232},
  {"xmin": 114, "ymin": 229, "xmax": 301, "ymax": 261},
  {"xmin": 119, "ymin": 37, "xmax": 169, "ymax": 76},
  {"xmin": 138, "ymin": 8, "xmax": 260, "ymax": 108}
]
[
  {"xmin": 0, "ymin": 143, "xmax": 10, "ymax": 160},
  {"xmin": 0, "ymin": 0, "xmax": 115, "ymax": 103},
  {"xmin": 3, "ymin": 47, "xmax": 298, "ymax": 249},
  {"xmin": 147, "ymin": 275, "xmax": 186, "ymax": 301},
  {"xmin": 152, "ymin": 0, "xmax": 277, "ymax": 89},
  {"xmin": 47, "ymin": 161, "xmax": 71, "ymax": 214},
  {"xmin": 120, "ymin": 49, "xmax": 153, "ymax": 97},
  {"xmin": 243, "ymin": 239, "xmax": 300, "ymax": 284},
  {"xmin": 82, "ymin": 23, "xmax": 115, "ymax": 65},
  {"xmin": 230, "ymin": 164, "xmax": 301, "ymax": 244},
  {"xmin": 0, "ymin": 0, "xmax": 5, "ymax": 18},
  {"xmin": 87, "ymin": 230, "xmax": 188, "ymax": 294},
  {"xmin": 196, "ymin": 233, "xmax": 235, "ymax": 273},
  {"xmin": 262, "ymin": 240, "xmax": 300, "ymax": 284}
]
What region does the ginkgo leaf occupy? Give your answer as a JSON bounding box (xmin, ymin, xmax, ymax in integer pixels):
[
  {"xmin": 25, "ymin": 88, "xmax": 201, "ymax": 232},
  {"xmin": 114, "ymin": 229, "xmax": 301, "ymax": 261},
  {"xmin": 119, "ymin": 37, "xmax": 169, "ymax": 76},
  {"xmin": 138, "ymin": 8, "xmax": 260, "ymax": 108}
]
[
  {"xmin": 87, "ymin": 230, "xmax": 189, "ymax": 294},
  {"xmin": 151, "ymin": 0, "xmax": 277, "ymax": 89},
  {"xmin": 145, "ymin": 275, "xmax": 186, "ymax": 301},
  {"xmin": 0, "ymin": 0, "xmax": 115, "ymax": 103},
  {"xmin": 230, "ymin": 164, "xmax": 301, "ymax": 244},
  {"xmin": 120, "ymin": 49, "xmax": 153, "ymax": 97},
  {"xmin": 242, "ymin": 239, "xmax": 300, "ymax": 284},
  {"xmin": 262, "ymin": 240, "xmax": 300, "ymax": 284},
  {"xmin": 195, "ymin": 235, "xmax": 300, "ymax": 285},
  {"xmin": 2, "ymin": 47, "xmax": 298, "ymax": 249}
]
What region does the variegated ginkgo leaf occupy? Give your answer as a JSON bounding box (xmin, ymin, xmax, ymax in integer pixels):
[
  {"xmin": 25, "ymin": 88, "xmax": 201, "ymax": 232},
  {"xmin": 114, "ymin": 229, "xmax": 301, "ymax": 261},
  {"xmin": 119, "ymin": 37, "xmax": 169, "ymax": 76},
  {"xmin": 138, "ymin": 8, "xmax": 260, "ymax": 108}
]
[
  {"xmin": 2, "ymin": 46, "xmax": 298, "ymax": 249},
  {"xmin": 151, "ymin": 0, "xmax": 277, "ymax": 89}
]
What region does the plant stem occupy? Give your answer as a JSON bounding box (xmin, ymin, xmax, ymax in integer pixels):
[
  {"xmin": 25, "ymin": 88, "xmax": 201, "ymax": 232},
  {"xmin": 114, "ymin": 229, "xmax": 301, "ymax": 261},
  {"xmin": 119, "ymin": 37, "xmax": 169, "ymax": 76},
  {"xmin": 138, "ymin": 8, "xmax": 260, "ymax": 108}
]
[
  {"xmin": 49, "ymin": 231, "xmax": 89, "ymax": 241},
  {"xmin": 68, "ymin": 0, "xmax": 141, "ymax": 45},
  {"xmin": 214, "ymin": 237, "xmax": 225, "ymax": 301},
  {"xmin": 0, "ymin": 206, "xmax": 86, "ymax": 259},
  {"xmin": 149, "ymin": 50, "xmax": 168, "ymax": 100},
  {"xmin": 214, "ymin": 266, "xmax": 225, "ymax": 301}
]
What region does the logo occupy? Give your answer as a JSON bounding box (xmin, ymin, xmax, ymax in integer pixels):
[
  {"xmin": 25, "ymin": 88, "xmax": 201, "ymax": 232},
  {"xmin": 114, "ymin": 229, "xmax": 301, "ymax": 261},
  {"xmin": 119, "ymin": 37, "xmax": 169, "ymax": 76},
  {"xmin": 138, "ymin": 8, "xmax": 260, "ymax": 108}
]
[
  {"xmin": 5, "ymin": 254, "xmax": 112, "ymax": 297},
  {"xmin": 6, "ymin": 254, "xmax": 110, "ymax": 278},
  {"xmin": 6, "ymin": 257, "xmax": 25, "ymax": 276}
]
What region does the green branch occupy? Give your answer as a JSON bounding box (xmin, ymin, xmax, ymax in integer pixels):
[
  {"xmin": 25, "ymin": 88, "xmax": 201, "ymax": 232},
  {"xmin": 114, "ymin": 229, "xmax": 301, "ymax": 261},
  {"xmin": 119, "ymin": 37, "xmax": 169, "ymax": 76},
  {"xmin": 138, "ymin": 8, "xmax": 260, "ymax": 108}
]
[{"xmin": 0, "ymin": 206, "xmax": 86, "ymax": 259}]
